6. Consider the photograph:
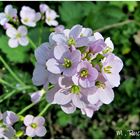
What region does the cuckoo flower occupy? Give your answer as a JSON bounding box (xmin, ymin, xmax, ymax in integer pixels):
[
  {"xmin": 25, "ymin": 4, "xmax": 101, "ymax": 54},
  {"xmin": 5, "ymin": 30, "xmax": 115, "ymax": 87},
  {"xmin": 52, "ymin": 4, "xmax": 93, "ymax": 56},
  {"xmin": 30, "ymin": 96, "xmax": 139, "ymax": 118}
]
[
  {"xmin": 30, "ymin": 90, "xmax": 44, "ymax": 104},
  {"xmin": 32, "ymin": 43, "xmax": 60, "ymax": 88},
  {"xmin": 39, "ymin": 4, "xmax": 49, "ymax": 14},
  {"xmin": 24, "ymin": 115, "xmax": 47, "ymax": 137},
  {"xmin": 72, "ymin": 60, "xmax": 98, "ymax": 88},
  {"xmin": 6, "ymin": 25, "xmax": 28, "ymax": 48},
  {"xmin": 79, "ymin": 27, "xmax": 93, "ymax": 37},
  {"xmin": 46, "ymin": 45, "xmax": 81, "ymax": 77},
  {"xmin": 3, "ymin": 111, "xmax": 19, "ymax": 126},
  {"xmin": 81, "ymin": 101, "xmax": 103, "ymax": 118},
  {"xmin": 52, "ymin": 25, "xmax": 89, "ymax": 48},
  {"xmin": 45, "ymin": 9, "xmax": 59, "ymax": 26},
  {"xmin": 54, "ymin": 25, "xmax": 65, "ymax": 33},
  {"xmin": 3, "ymin": 23, "xmax": 13, "ymax": 30},
  {"xmin": 0, "ymin": 126, "xmax": 15, "ymax": 139},
  {"xmin": 102, "ymin": 54, "xmax": 123, "ymax": 87},
  {"xmin": 47, "ymin": 76, "xmax": 98, "ymax": 111},
  {"xmin": 46, "ymin": 80, "xmax": 87, "ymax": 110},
  {"xmin": 93, "ymin": 32, "xmax": 114, "ymax": 54},
  {"xmin": 0, "ymin": 5, "xmax": 17, "ymax": 26},
  {"xmin": 87, "ymin": 74, "xmax": 114, "ymax": 105},
  {"xmin": 32, "ymin": 24, "xmax": 124, "ymax": 118},
  {"xmin": 20, "ymin": 6, "xmax": 41, "ymax": 27}
]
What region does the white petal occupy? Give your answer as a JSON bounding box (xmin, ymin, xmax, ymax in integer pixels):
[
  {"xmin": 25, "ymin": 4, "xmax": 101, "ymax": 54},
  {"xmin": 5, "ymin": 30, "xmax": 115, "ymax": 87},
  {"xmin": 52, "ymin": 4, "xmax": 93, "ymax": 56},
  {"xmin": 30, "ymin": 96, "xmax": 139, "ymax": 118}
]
[
  {"xmin": 46, "ymin": 85, "xmax": 60, "ymax": 103},
  {"xmin": 94, "ymin": 32, "xmax": 104, "ymax": 40},
  {"xmin": 54, "ymin": 45, "xmax": 68, "ymax": 60},
  {"xmin": 18, "ymin": 26, "xmax": 27, "ymax": 36},
  {"xmin": 81, "ymin": 28, "xmax": 92, "ymax": 37},
  {"xmin": 72, "ymin": 74, "xmax": 79, "ymax": 85},
  {"xmin": 72, "ymin": 94, "xmax": 85, "ymax": 109},
  {"xmin": 81, "ymin": 107, "xmax": 94, "ymax": 118},
  {"xmin": 46, "ymin": 20, "xmax": 58, "ymax": 26},
  {"xmin": 0, "ymin": 13, "xmax": 8, "ymax": 25},
  {"xmin": 26, "ymin": 126, "xmax": 35, "ymax": 137},
  {"xmin": 35, "ymin": 43, "xmax": 52, "ymax": 65},
  {"xmin": 61, "ymin": 103, "xmax": 76, "ymax": 114},
  {"xmin": 35, "ymin": 12, "xmax": 41, "ymax": 22},
  {"xmin": 87, "ymin": 92, "xmax": 99, "ymax": 105},
  {"xmin": 6, "ymin": 27, "xmax": 17, "ymax": 38},
  {"xmin": 33, "ymin": 116, "xmax": 45, "ymax": 126},
  {"xmin": 52, "ymin": 34, "xmax": 67, "ymax": 45},
  {"xmin": 32, "ymin": 64, "xmax": 48, "ymax": 86},
  {"xmin": 19, "ymin": 37, "xmax": 29, "ymax": 46},
  {"xmin": 69, "ymin": 25, "xmax": 82, "ymax": 39},
  {"xmin": 8, "ymin": 38, "xmax": 18, "ymax": 48},
  {"xmin": 105, "ymin": 73, "xmax": 120, "ymax": 87},
  {"xmin": 48, "ymin": 72, "xmax": 60, "ymax": 84},
  {"xmin": 5, "ymin": 5, "xmax": 17, "ymax": 17},
  {"xmin": 105, "ymin": 37, "xmax": 114, "ymax": 50},
  {"xmin": 24, "ymin": 115, "xmax": 34, "ymax": 126},
  {"xmin": 99, "ymin": 87, "xmax": 114, "ymax": 104},
  {"xmin": 35, "ymin": 126, "xmax": 47, "ymax": 137},
  {"xmin": 46, "ymin": 58, "xmax": 61, "ymax": 74},
  {"xmin": 54, "ymin": 90, "xmax": 72, "ymax": 105}
]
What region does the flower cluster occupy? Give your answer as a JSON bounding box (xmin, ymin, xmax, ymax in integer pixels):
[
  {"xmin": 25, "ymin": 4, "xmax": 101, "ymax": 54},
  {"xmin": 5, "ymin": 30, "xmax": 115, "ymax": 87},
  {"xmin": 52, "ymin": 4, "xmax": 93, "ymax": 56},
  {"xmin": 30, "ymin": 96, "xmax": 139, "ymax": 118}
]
[
  {"xmin": 0, "ymin": 4, "xmax": 59, "ymax": 48},
  {"xmin": 0, "ymin": 111, "xmax": 18, "ymax": 139},
  {"xmin": 0, "ymin": 111, "xmax": 47, "ymax": 138},
  {"xmin": 32, "ymin": 25, "xmax": 123, "ymax": 118}
]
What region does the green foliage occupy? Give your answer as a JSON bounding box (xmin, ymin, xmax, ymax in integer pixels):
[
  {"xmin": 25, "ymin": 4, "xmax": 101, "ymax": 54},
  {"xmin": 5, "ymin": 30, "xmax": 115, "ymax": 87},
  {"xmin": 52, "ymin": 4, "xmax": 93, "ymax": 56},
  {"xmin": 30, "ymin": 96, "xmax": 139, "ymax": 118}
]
[
  {"xmin": 0, "ymin": 36, "xmax": 30, "ymax": 63},
  {"xmin": 59, "ymin": 2, "xmax": 85, "ymax": 27},
  {"xmin": 59, "ymin": 2, "xmax": 126, "ymax": 29},
  {"xmin": 86, "ymin": 3, "xmax": 126, "ymax": 29},
  {"xmin": 110, "ymin": 1, "xmax": 138, "ymax": 12},
  {"xmin": 119, "ymin": 78, "xmax": 135, "ymax": 97},
  {"xmin": 56, "ymin": 111, "xmax": 72, "ymax": 127}
]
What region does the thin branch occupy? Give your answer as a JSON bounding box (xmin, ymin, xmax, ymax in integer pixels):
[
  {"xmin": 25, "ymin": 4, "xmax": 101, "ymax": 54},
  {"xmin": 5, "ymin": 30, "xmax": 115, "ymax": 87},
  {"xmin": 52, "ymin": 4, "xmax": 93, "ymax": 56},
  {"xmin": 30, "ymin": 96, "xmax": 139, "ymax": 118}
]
[
  {"xmin": 0, "ymin": 56, "xmax": 25, "ymax": 86},
  {"xmin": 94, "ymin": 19, "xmax": 135, "ymax": 33}
]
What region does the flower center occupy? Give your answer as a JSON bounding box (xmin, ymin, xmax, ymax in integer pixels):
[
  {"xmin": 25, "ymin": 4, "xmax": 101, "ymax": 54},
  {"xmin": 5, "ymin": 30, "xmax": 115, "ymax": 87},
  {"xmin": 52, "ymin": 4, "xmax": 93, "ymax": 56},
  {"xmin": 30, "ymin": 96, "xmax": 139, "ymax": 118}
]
[
  {"xmin": 104, "ymin": 66, "xmax": 112, "ymax": 74},
  {"xmin": 47, "ymin": 17, "xmax": 51, "ymax": 21},
  {"xmin": 63, "ymin": 58, "xmax": 72, "ymax": 68},
  {"xmin": 68, "ymin": 38, "xmax": 76, "ymax": 46},
  {"xmin": 31, "ymin": 123, "xmax": 37, "ymax": 128},
  {"xmin": 102, "ymin": 47, "xmax": 113, "ymax": 54},
  {"xmin": 16, "ymin": 33, "xmax": 21, "ymax": 39},
  {"xmin": 70, "ymin": 85, "xmax": 80, "ymax": 94},
  {"xmin": 80, "ymin": 69, "xmax": 88, "ymax": 78},
  {"xmin": 95, "ymin": 81, "xmax": 105, "ymax": 89},
  {"xmin": 23, "ymin": 18, "xmax": 29, "ymax": 23}
]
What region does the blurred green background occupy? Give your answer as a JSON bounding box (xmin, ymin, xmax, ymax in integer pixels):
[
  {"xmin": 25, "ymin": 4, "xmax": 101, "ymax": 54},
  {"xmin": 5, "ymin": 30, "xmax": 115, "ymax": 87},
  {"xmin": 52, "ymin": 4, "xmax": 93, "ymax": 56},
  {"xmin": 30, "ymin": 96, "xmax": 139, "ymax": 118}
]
[{"xmin": 0, "ymin": 1, "xmax": 140, "ymax": 139}]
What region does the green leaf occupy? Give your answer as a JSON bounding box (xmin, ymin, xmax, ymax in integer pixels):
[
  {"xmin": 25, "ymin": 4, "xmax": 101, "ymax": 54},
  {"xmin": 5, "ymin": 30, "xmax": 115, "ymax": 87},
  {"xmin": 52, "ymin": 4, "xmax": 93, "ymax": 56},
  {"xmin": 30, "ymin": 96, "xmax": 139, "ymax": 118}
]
[
  {"xmin": 59, "ymin": 2, "xmax": 83, "ymax": 27},
  {"xmin": 0, "ymin": 36, "xmax": 30, "ymax": 63},
  {"xmin": 85, "ymin": 4, "xmax": 127, "ymax": 29}
]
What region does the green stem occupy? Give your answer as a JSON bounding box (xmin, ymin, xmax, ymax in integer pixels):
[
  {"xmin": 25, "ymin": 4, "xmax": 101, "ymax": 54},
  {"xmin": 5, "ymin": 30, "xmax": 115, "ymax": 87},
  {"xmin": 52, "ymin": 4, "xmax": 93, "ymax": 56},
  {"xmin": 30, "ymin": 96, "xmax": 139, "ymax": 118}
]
[
  {"xmin": 28, "ymin": 36, "xmax": 36, "ymax": 49},
  {"xmin": 17, "ymin": 97, "xmax": 45, "ymax": 115},
  {"xmin": 0, "ymin": 78, "xmax": 13, "ymax": 88},
  {"xmin": 38, "ymin": 103, "xmax": 51, "ymax": 116},
  {"xmin": 17, "ymin": 102, "xmax": 35, "ymax": 115},
  {"xmin": 0, "ymin": 86, "xmax": 32, "ymax": 103},
  {"xmin": 94, "ymin": 19, "xmax": 135, "ymax": 33},
  {"xmin": 0, "ymin": 56, "xmax": 25, "ymax": 86},
  {"xmin": 38, "ymin": 22, "xmax": 43, "ymax": 45}
]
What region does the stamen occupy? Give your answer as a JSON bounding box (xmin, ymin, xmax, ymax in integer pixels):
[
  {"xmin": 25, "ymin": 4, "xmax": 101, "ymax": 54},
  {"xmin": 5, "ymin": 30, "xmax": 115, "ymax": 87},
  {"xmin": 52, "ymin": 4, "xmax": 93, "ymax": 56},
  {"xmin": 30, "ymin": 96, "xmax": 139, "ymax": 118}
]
[{"xmin": 63, "ymin": 58, "xmax": 72, "ymax": 68}]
